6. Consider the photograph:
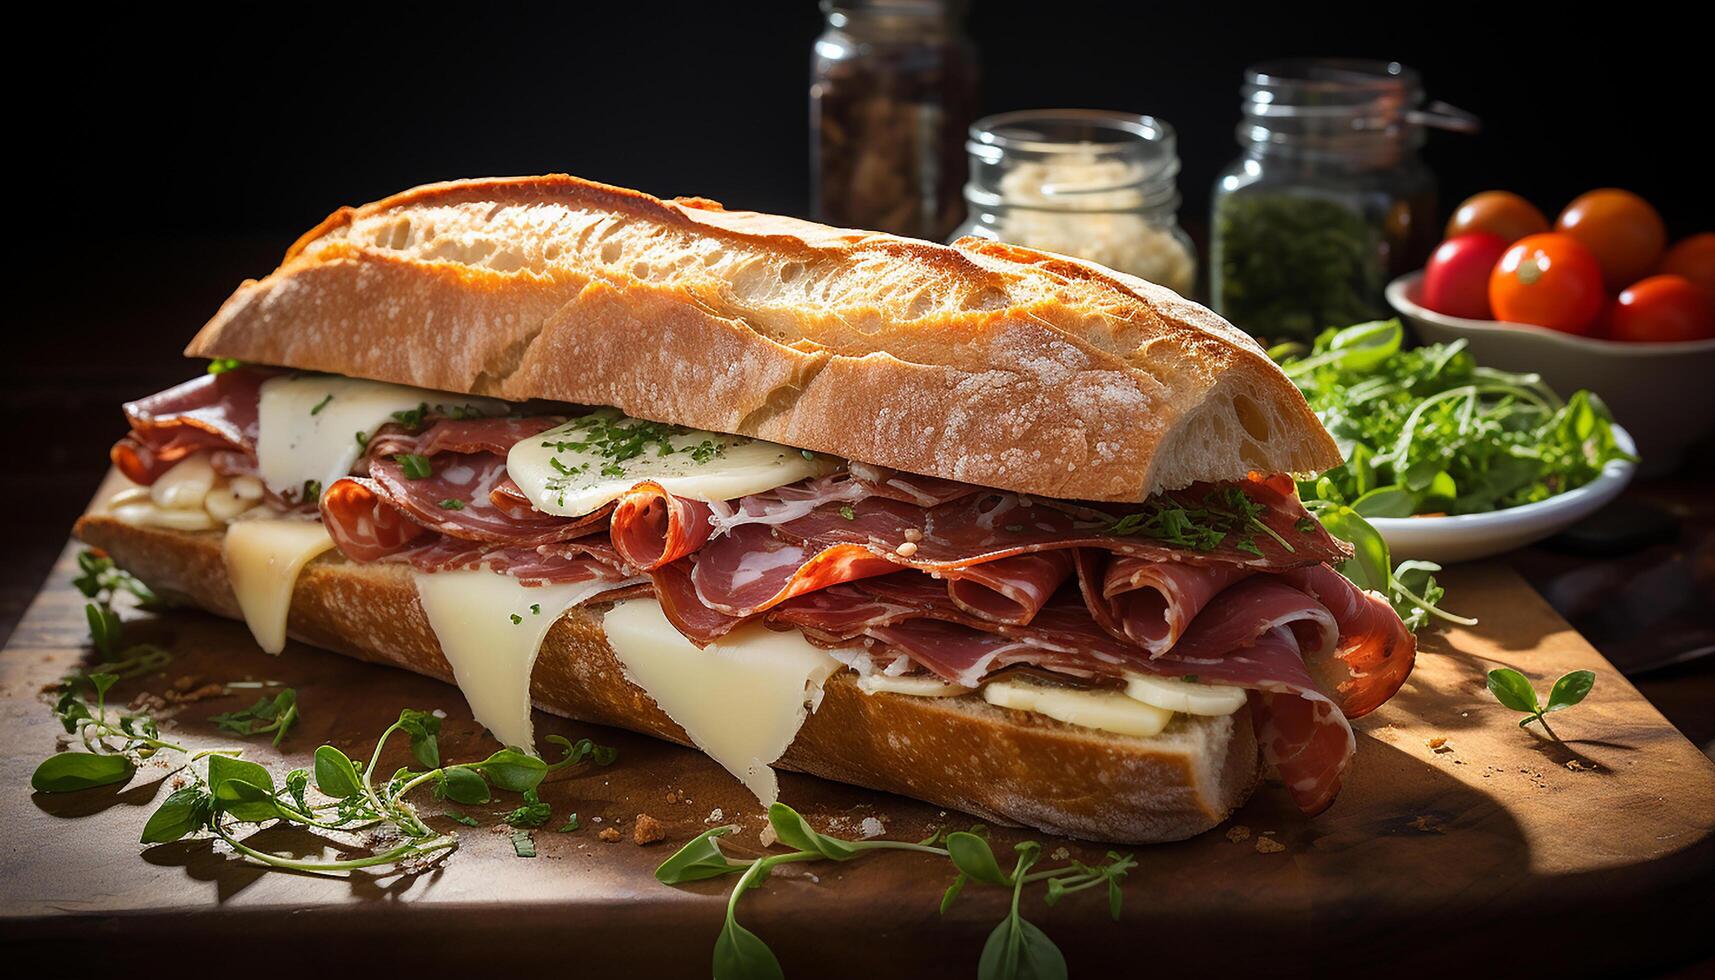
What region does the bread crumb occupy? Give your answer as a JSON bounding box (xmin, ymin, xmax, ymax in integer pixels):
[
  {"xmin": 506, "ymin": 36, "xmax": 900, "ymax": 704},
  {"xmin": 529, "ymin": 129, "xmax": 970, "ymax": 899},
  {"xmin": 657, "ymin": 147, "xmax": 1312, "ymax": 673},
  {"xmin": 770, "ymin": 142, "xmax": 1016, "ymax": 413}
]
[
  {"xmin": 633, "ymin": 813, "xmax": 665, "ymax": 845},
  {"xmin": 1050, "ymin": 846, "xmax": 1070, "ymax": 861},
  {"xmin": 1255, "ymin": 837, "xmax": 1286, "ymax": 854},
  {"xmin": 1409, "ymin": 815, "xmax": 1445, "ymax": 834},
  {"xmin": 895, "ymin": 541, "xmax": 919, "ymax": 557},
  {"xmin": 760, "ymin": 824, "xmax": 779, "ymax": 847},
  {"xmin": 1225, "ymin": 825, "xmax": 1251, "ymax": 843},
  {"xmin": 706, "ymin": 808, "xmax": 724, "ymax": 824},
  {"xmin": 598, "ymin": 827, "xmax": 622, "ymax": 843},
  {"xmin": 1566, "ymin": 760, "xmax": 1591, "ymax": 772},
  {"xmin": 859, "ymin": 817, "xmax": 885, "ymax": 839},
  {"xmin": 665, "ymin": 791, "xmax": 677, "ymax": 804},
  {"xmin": 1427, "ymin": 736, "xmax": 1451, "ymax": 752}
]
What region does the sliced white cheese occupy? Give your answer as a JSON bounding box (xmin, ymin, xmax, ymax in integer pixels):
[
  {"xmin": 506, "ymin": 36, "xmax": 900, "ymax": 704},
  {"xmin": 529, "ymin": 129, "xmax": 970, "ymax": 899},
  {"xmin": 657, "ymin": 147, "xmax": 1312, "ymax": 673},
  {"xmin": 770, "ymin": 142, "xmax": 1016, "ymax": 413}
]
[
  {"xmin": 857, "ymin": 674, "xmax": 973, "ymax": 698},
  {"xmin": 222, "ymin": 517, "xmax": 336, "ymax": 655},
  {"xmin": 111, "ymin": 501, "xmax": 217, "ymax": 531},
  {"xmin": 413, "ymin": 569, "xmax": 625, "ymax": 752},
  {"xmin": 150, "ymin": 454, "xmax": 216, "ymax": 510},
  {"xmin": 982, "ymin": 677, "xmax": 1173, "ymax": 738},
  {"xmin": 507, "ymin": 410, "xmax": 837, "ymax": 518},
  {"xmin": 1123, "ymin": 674, "xmax": 1248, "ymax": 717},
  {"xmin": 603, "ymin": 598, "xmax": 841, "ymax": 806},
  {"xmin": 255, "ymin": 374, "xmax": 504, "ymax": 501}
]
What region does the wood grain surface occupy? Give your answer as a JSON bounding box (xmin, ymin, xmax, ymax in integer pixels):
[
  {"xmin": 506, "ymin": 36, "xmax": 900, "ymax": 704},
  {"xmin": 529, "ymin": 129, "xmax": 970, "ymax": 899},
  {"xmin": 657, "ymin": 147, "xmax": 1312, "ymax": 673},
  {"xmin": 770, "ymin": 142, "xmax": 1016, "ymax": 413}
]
[{"xmin": 1, "ymin": 543, "xmax": 1712, "ymax": 977}]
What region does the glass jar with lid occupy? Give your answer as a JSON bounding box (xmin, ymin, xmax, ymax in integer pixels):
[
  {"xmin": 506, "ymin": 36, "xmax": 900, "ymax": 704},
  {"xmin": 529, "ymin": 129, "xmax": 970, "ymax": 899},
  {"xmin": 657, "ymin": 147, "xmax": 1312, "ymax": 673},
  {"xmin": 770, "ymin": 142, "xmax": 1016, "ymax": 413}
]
[
  {"xmin": 1210, "ymin": 59, "xmax": 1476, "ymax": 342},
  {"xmin": 811, "ymin": 0, "xmax": 979, "ymax": 242},
  {"xmin": 952, "ymin": 109, "xmax": 1196, "ymax": 297}
]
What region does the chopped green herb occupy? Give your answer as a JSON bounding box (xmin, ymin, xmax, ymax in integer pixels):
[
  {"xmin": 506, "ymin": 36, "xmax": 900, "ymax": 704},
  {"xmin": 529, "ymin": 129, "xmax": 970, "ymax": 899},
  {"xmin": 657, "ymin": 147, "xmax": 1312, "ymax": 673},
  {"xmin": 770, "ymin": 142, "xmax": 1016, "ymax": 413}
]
[
  {"xmin": 355, "ymin": 430, "xmax": 370, "ymax": 451},
  {"xmin": 390, "ymin": 403, "xmax": 430, "ymax": 428},
  {"xmin": 505, "ymin": 789, "xmax": 552, "ymax": 829},
  {"xmin": 509, "ymin": 613, "xmax": 523, "ymax": 625},
  {"xmin": 206, "ymin": 358, "xmax": 244, "ymax": 375},
  {"xmin": 558, "ymin": 813, "xmax": 581, "ymax": 833},
  {"xmin": 1004, "ymin": 524, "xmax": 1026, "ymax": 533},
  {"xmin": 300, "ymin": 479, "xmax": 322, "ymax": 502},
  {"xmin": 530, "ymin": 604, "xmax": 541, "ymax": 615},
  {"xmin": 309, "ymin": 393, "xmax": 334, "ymax": 416},
  {"xmin": 437, "ymin": 498, "xmax": 465, "ymax": 510},
  {"xmin": 208, "ymin": 689, "xmax": 300, "ymax": 748},
  {"xmin": 511, "ymin": 830, "xmax": 537, "ymax": 858},
  {"xmin": 447, "ymin": 811, "xmax": 480, "ymax": 827},
  {"xmin": 396, "ymin": 454, "xmax": 433, "ymax": 480},
  {"xmin": 839, "ymin": 504, "xmax": 856, "ymax": 521},
  {"xmin": 800, "ymin": 449, "xmax": 817, "ymax": 461}
]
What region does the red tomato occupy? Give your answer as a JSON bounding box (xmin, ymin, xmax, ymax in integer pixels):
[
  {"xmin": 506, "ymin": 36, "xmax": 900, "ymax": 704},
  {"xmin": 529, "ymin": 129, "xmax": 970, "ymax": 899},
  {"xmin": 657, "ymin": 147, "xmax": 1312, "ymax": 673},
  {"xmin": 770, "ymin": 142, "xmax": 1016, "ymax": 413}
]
[
  {"xmin": 1609, "ymin": 275, "xmax": 1715, "ymax": 343},
  {"xmin": 1488, "ymin": 233, "xmax": 1606, "ymax": 335},
  {"xmin": 1554, "ymin": 189, "xmax": 1667, "ymax": 290},
  {"xmin": 1421, "ymin": 233, "xmax": 1510, "ymax": 319},
  {"xmin": 1446, "ymin": 191, "xmax": 1550, "ymax": 244},
  {"xmin": 1657, "ymin": 233, "xmax": 1715, "ymax": 298}
]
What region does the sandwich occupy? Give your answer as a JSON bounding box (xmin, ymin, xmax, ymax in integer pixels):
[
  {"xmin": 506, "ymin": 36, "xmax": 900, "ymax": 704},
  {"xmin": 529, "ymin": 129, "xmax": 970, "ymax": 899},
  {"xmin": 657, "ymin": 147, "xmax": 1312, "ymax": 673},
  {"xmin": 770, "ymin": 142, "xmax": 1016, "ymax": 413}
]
[{"xmin": 75, "ymin": 174, "xmax": 1415, "ymax": 844}]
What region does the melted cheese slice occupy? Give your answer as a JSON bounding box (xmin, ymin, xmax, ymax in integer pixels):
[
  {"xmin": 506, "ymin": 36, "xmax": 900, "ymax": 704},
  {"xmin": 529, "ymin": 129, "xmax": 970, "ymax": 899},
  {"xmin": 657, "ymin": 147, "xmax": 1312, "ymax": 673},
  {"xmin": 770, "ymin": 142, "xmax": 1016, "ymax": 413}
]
[
  {"xmin": 1123, "ymin": 674, "xmax": 1247, "ymax": 716},
  {"xmin": 603, "ymin": 598, "xmax": 840, "ymax": 806},
  {"xmin": 222, "ymin": 517, "xmax": 336, "ymax": 655},
  {"xmin": 983, "ymin": 678, "xmax": 1173, "ymax": 737},
  {"xmin": 507, "ymin": 410, "xmax": 836, "ymax": 518},
  {"xmin": 857, "ymin": 674, "xmax": 972, "ymax": 698},
  {"xmin": 255, "ymin": 375, "xmax": 504, "ymax": 500},
  {"xmin": 413, "ymin": 569, "xmax": 626, "ymax": 752}
]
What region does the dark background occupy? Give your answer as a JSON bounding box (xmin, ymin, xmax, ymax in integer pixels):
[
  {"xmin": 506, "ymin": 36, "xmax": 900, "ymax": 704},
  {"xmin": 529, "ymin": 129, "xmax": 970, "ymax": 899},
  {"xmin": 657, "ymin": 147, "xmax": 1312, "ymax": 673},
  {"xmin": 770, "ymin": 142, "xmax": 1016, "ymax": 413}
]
[{"xmin": 5, "ymin": 2, "xmax": 1707, "ymax": 625}]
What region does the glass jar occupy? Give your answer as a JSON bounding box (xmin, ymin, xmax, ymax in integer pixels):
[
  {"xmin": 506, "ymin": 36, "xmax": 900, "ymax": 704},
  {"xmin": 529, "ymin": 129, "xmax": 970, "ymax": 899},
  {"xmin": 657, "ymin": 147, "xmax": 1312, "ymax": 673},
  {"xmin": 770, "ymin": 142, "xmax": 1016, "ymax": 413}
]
[
  {"xmin": 1210, "ymin": 59, "xmax": 1476, "ymax": 342},
  {"xmin": 952, "ymin": 110, "xmax": 1196, "ymax": 296},
  {"xmin": 810, "ymin": 0, "xmax": 978, "ymax": 242}
]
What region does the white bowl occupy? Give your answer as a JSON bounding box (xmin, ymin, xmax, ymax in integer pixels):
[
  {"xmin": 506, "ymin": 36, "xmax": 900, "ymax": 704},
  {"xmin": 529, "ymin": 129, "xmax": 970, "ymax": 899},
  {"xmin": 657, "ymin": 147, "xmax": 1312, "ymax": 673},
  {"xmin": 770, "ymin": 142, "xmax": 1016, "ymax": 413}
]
[
  {"xmin": 1367, "ymin": 424, "xmax": 1637, "ymax": 564},
  {"xmin": 1386, "ymin": 272, "xmax": 1715, "ymax": 475}
]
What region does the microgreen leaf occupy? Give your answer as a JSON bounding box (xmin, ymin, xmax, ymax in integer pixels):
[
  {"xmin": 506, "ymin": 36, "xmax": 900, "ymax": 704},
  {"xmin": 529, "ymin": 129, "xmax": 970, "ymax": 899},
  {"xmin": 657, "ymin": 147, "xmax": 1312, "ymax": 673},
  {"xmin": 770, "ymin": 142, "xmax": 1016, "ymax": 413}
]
[
  {"xmin": 141, "ymin": 786, "xmax": 214, "ymax": 843},
  {"xmin": 766, "ymin": 802, "xmax": 858, "ymax": 860},
  {"xmin": 655, "ymin": 826, "xmax": 748, "ymax": 884},
  {"xmin": 1545, "ymin": 670, "xmax": 1596, "ymax": 713},
  {"xmin": 31, "ymin": 752, "xmax": 135, "ymax": 793},
  {"xmin": 438, "ymin": 766, "xmax": 491, "ymax": 805},
  {"xmin": 978, "ymin": 915, "xmax": 1068, "ymax": 980},
  {"xmin": 1486, "ymin": 668, "xmax": 1541, "ymax": 714},
  {"xmin": 395, "ymin": 709, "xmax": 442, "ymax": 769},
  {"xmin": 475, "ymin": 748, "xmax": 547, "ymax": 793},
  {"xmin": 313, "ymin": 745, "xmax": 364, "ymax": 799},
  {"xmin": 945, "ymin": 831, "xmax": 1011, "ymax": 886},
  {"xmin": 714, "ymin": 917, "xmax": 783, "ymax": 980}
]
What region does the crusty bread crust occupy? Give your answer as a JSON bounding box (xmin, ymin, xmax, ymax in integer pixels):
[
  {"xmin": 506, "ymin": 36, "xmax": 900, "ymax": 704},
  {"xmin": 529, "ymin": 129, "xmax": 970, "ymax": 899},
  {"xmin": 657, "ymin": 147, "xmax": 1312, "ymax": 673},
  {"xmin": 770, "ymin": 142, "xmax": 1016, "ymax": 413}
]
[
  {"xmin": 75, "ymin": 514, "xmax": 1259, "ymax": 843},
  {"xmin": 185, "ymin": 174, "xmax": 1340, "ymax": 501}
]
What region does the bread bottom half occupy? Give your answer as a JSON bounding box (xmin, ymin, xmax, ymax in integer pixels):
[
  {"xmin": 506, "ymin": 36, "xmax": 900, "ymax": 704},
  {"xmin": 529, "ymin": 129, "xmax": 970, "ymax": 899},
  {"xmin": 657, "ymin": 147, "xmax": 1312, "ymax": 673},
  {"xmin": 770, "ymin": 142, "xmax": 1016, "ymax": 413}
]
[{"xmin": 74, "ymin": 514, "xmax": 1261, "ymax": 843}]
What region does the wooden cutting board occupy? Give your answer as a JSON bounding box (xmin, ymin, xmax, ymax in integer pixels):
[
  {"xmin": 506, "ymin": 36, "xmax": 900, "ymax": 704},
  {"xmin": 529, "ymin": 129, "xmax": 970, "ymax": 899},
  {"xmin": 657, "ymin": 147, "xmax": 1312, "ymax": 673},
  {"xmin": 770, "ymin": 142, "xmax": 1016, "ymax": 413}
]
[{"xmin": 2, "ymin": 542, "xmax": 1712, "ymax": 977}]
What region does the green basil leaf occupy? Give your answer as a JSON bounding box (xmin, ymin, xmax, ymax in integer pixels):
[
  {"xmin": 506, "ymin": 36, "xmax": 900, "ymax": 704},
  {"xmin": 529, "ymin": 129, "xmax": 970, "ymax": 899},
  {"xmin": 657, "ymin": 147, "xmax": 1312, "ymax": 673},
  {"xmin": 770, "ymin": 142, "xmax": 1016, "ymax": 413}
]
[
  {"xmin": 1486, "ymin": 668, "xmax": 1541, "ymax": 714},
  {"xmin": 766, "ymin": 802, "xmax": 858, "ymax": 860},
  {"xmin": 440, "ymin": 766, "xmax": 491, "ymax": 805},
  {"xmin": 313, "ymin": 745, "xmax": 364, "ymax": 799},
  {"xmin": 713, "ymin": 917, "xmax": 783, "ymax": 980},
  {"xmin": 655, "ymin": 826, "xmax": 747, "ymax": 884},
  {"xmin": 141, "ymin": 787, "xmax": 212, "ymax": 843},
  {"xmin": 945, "ymin": 831, "xmax": 1011, "ymax": 886},
  {"xmin": 476, "ymin": 748, "xmax": 547, "ymax": 793},
  {"xmin": 1352, "ymin": 485, "xmax": 1420, "ymax": 519},
  {"xmin": 978, "ymin": 915, "xmax": 1068, "ymax": 980},
  {"xmin": 1545, "ymin": 670, "xmax": 1596, "ymax": 713},
  {"xmin": 31, "ymin": 752, "xmax": 134, "ymax": 793}
]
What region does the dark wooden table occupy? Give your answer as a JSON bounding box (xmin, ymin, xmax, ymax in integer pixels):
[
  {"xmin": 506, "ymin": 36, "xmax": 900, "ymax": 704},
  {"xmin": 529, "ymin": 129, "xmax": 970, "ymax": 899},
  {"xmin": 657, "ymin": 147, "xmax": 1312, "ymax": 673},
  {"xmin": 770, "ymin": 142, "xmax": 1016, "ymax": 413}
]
[{"xmin": 5, "ymin": 237, "xmax": 1713, "ymax": 973}]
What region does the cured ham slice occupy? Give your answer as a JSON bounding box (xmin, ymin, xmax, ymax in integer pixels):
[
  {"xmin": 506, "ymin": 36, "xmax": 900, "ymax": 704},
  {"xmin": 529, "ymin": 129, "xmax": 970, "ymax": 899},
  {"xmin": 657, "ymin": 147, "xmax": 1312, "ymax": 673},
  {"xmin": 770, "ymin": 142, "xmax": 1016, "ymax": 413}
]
[
  {"xmin": 1278, "ymin": 564, "xmax": 1416, "ymax": 718},
  {"xmin": 690, "ymin": 523, "xmax": 900, "ymax": 616},
  {"xmin": 320, "ymin": 478, "xmax": 430, "ymax": 562},
  {"xmin": 946, "ymin": 550, "xmax": 1076, "ymax": 625},
  {"xmin": 367, "ymin": 453, "xmax": 604, "ymax": 547},
  {"xmin": 366, "ymin": 417, "xmax": 563, "ymax": 458},
  {"xmin": 611, "ymin": 481, "xmax": 716, "ymax": 570},
  {"xmin": 111, "ymin": 368, "xmax": 270, "ymax": 483},
  {"xmin": 1075, "ymin": 552, "xmax": 1255, "ymax": 655}
]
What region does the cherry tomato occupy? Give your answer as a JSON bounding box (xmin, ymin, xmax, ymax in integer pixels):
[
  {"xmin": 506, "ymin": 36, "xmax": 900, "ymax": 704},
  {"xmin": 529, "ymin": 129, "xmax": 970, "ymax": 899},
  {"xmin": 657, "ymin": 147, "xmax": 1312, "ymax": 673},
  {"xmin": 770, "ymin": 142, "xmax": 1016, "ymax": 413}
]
[
  {"xmin": 1657, "ymin": 233, "xmax": 1715, "ymax": 298},
  {"xmin": 1488, "ymin": 233, "xmax": 1606, "ymax": 335},
  {"xmin": 1421, "ymin": 233, "xmax": 1510, "ymax": 319},
  {"xmin": 1554, "ymin": 188, "xmax": 1666, "ymax": 290},
  {"xmin": 1445, "ymin": 191, "xmax": 1549, "ymax": 243},
  {"xmin": 1609, "ymin": 274, "xmax": 1715, "ymax": 343}
]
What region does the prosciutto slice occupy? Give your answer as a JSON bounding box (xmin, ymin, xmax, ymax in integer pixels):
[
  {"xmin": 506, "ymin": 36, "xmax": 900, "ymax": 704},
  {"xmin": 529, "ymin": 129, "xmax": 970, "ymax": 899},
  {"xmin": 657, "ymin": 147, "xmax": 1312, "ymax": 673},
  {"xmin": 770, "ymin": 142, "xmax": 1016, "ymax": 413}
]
[
  {"xmin": 1075, "ymin": 551, "xmax": 1255, "ymax": 655},
  {"xmin": 367, "ymin": 453, "xmax": 605, "ymax": 547},
  {"xmin": 948, "ymin": 550, "xmax": 1077, "ymax": 625},
  {"xmin": 111, "ymin": 368, "xmax": 270, "ymax": 483},
  {"xmin": 320, "ymin": 477, "xmax": 430, "ymax": 562},
  {"xmin": 1278, "ymin": 564, "xmax": 1416, "ymax": 718},
  {"xmin": 611, "ymin": 482, "xmax": 716, "ymax": 571},
  {"xmin": 366, "ymin": 417, "xmax": 563, "ymax": 458}
]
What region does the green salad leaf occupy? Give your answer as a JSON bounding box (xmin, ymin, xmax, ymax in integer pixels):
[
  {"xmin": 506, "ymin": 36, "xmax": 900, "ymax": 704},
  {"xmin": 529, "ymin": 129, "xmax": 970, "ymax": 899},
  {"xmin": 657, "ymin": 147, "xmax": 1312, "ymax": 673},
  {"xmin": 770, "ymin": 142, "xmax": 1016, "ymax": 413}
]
[{"xmin": 1280, "ymin": 320, "xmax": 1634, "ymax": 517}]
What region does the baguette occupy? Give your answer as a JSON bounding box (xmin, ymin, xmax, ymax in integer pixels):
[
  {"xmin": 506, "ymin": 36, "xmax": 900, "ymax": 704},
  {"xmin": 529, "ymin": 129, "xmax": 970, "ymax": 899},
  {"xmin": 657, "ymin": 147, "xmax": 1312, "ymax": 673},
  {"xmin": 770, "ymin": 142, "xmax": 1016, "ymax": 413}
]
[
  {"xmin": 75, "ymin": 512, "xmax": 1261, "ymax": 844},
  {"xmin": 184, "ymin": 174, "xmax": 1339, "ymax": 501}
]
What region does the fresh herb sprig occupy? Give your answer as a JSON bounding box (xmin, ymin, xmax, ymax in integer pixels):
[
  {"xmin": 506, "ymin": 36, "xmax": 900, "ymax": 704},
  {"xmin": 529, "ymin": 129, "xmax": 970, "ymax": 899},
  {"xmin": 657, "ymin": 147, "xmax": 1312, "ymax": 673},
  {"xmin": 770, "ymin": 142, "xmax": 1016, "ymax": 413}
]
[
  {"xmin": 209, "ymin": 688, "xmax": 300, "ymax": 747},
  {"xmin": 1486, "ymin": 668, "xmax": 1595, "ymax": 739},
  {"xmin": 1305, "ymin": 502, "xmax": 1474, "ymax": 632},
  {"xmin": 657, "ymin": 803, "xmax": 1133, "ymax": 980},
  {"xmin": 1278, "ymin": 319, "xmax": 1634, "ymax": 518},
  {"xmin": 1105, "ymin": 485, "xmax": 1294, "ymax": 558}
]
